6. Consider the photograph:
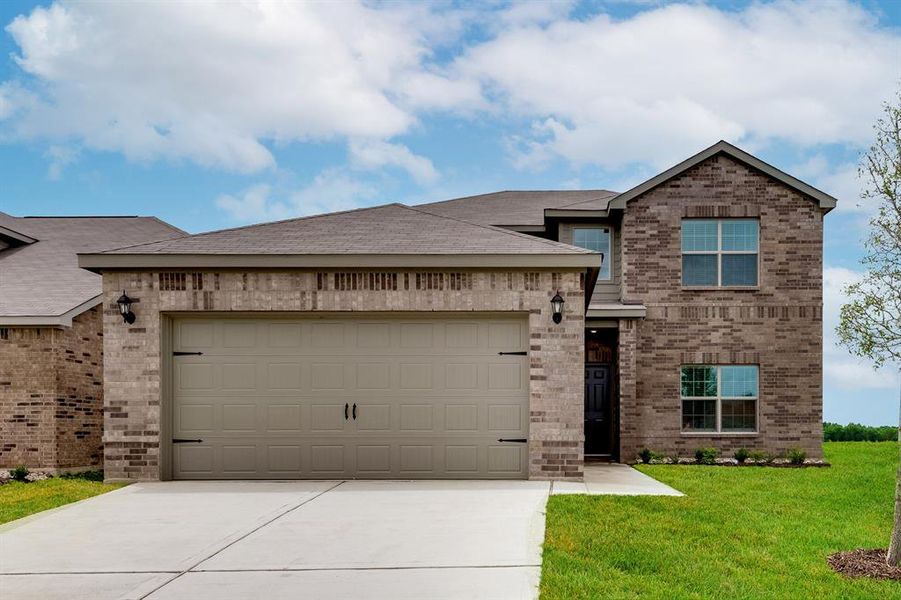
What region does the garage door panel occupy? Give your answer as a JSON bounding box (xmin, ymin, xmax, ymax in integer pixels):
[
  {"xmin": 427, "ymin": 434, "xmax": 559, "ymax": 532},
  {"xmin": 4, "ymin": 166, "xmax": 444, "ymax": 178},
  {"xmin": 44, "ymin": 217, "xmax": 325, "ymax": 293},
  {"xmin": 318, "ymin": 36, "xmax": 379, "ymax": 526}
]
[
  {"xmin": 222, "ymin": 322, "xmax": 257, "ymax": 348},
  {"xmin": 266, "ymin": 404, "xmax": 302, "ymax": 432},
  {"xmin": 266, "ymin": 363, "xmax": 302, "ymax": 390},
  {"xmin": 172, "ymin": 316, "xmax": 528, "ymax": 480},
  {"xmin": 309, "ymin": 404, "xmax": 349, "ymax": 431},
  {"xmin": 355, "ymin": 404, "xmax": 390, "ymax": 431}
]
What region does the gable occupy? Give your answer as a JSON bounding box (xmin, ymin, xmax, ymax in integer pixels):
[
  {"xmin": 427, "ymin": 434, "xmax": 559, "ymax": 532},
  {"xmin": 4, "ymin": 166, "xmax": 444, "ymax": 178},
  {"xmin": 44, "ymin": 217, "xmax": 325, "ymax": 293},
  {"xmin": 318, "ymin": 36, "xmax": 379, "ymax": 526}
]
[{"xmin": 608, "ymin": 141, "xmax": 837, "ymax": 212}]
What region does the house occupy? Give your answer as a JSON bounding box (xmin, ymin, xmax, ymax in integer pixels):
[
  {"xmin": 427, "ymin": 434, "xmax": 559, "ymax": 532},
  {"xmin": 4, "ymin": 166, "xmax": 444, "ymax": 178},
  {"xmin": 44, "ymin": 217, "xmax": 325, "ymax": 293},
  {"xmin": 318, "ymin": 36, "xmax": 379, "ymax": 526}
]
[
  {"xmin": 0, "ymin": 214, "xmax": 184, "ymax": 472},
  {"xmin": 77, "ymin": 141, "xmax": 835, "ymax": 482}
]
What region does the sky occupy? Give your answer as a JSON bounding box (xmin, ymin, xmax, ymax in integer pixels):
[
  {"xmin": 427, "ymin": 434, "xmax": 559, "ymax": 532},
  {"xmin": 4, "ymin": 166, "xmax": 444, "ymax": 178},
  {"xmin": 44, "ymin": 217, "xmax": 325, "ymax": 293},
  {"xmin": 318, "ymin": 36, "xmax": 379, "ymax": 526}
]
[{"xmin": 0, "ymin": 0, "xmax": 899, "ymax": 425}]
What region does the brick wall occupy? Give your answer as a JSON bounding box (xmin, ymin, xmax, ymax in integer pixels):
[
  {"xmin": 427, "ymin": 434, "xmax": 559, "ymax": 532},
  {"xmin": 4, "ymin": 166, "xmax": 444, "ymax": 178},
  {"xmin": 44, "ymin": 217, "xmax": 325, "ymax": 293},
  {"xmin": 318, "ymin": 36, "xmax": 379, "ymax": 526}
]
[
  {"xmin": 619, "ymin": 154, "xmax": 824, "ymax": 460},
  {"xmin": 100, "ymin": 269, "xmax": 585, "ymax": 481},
  {"xmin": 0, "ymin": 306, "xmax": 104, "ymax": 470}
]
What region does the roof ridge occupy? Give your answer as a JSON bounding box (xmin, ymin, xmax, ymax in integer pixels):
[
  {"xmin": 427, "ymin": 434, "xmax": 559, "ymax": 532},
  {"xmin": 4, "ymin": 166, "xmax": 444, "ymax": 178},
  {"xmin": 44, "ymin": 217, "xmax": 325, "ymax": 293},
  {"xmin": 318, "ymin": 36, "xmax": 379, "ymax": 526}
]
[
  {"xmin": 403, "ymin": 204, "xmax": 594, "ymax": 254},
  {"xmin": 420, "ymin": 189, "xmax": 614, "ymax": 209},
  {"xmin": 97, "ymin": 203, "xmax": 409, "ymax": 253},
  {"xmin": 557, "ymin": 192, "xmax": 620, "ymax": 209}
]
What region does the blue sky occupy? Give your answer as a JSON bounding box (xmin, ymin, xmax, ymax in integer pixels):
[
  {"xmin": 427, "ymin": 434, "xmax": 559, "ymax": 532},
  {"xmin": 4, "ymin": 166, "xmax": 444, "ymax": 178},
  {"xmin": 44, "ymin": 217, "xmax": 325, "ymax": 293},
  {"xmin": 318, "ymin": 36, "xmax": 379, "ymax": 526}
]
[{"xmin": 0, "ymin": 1, "xmax": 899, "ymax": 425}]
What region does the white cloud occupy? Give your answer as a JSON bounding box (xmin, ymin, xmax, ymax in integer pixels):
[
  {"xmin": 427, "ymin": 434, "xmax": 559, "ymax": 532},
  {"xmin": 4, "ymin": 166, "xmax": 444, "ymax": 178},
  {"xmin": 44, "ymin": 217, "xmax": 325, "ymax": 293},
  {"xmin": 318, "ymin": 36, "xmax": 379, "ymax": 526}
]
[
  {"xmin": 349, "ymin": 139, "xmax": 438, "ymax": 184},
  {"xmin": 44, "ymin": 144, "xmax": 78, "ymax": 180},
  {"xmin": 1, "ymin": 0, "xmax": 898, "ymax": 183},
  {"xmin": 216, "ymin": 170, "xmax": 377, "ymax": 224},
  {"xmin": 454, "ymin": 1, "xmax": 900, "ymax": 170},
  {"xmin": 823, "ymin": 266, "xmax": 897, "ymax": 391},
  {"xmin": 1, "ymin": 1, "xmax": 469, "ymax": 173}
]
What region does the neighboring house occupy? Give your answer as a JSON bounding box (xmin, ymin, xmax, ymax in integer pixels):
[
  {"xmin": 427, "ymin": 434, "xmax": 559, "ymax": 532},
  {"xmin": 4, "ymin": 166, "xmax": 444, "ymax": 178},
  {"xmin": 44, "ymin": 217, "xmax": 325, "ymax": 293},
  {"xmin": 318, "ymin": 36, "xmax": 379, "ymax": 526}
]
[
  {"xmin": 0, "ymin": 214, "xmax": 184, "ymax": 472},
  {"xmin": 78, "ymin": 141, "xmax": 835, "ymax": 482}
]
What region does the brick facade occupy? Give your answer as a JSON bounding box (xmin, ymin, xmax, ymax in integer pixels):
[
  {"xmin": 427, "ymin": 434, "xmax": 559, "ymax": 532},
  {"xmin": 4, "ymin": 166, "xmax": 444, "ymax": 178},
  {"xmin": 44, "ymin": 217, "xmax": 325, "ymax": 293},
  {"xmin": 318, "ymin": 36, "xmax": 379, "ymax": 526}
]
[
  {"xmin": 100, "ymin": 269, "xmax": 585, "ymax": 481},
  {"xmin": 0, "ymin": 306, "xmax": 104, "ymax": 470},
  {"xmin": 618, "ymin": 154, "xmax": 824, "ymax": 460}
]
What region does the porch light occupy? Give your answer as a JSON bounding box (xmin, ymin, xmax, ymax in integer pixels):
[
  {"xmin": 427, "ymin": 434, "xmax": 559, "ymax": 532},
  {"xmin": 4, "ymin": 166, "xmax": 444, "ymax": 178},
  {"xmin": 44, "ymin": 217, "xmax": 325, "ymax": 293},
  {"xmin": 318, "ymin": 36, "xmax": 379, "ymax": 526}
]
[
  {"xmin": 550, "ymin": 291, "xmax": 565, "ymax": 324},
  {"xmin": 116, "ymin": 291, "xmax": 136, "ymax": 324}
]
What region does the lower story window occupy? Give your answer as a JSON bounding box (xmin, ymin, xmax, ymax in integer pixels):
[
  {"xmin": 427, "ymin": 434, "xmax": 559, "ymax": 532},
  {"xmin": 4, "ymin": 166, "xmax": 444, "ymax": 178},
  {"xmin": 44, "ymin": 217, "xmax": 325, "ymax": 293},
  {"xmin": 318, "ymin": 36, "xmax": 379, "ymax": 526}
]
[{"xmin": 680, "ymin": 365, "xmax": 758, "ymax": 433}]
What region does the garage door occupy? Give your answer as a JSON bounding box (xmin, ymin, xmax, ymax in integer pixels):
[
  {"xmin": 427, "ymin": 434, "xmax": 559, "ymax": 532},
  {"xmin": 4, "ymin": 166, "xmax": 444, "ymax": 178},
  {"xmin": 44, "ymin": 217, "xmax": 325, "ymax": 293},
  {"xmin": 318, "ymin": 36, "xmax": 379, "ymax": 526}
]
[{"xmin": 170, "ymin": 315, "xmax": 529, "ymax": 479}]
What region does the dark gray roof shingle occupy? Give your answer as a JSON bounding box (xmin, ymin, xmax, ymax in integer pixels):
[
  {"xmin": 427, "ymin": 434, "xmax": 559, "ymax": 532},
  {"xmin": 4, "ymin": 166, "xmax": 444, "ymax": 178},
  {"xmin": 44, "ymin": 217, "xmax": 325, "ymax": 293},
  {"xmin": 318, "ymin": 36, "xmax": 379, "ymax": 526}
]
[
  {"xmin": 98, "ymin": 203, "xmax": 594, "ymax": 256},
  {"xmin": 417, "ymin": 190, "xmax": 619, "ymax": 226},
  {"xmin": 0, "ymin": 213, "xmax": 183, "ymax": 320}
]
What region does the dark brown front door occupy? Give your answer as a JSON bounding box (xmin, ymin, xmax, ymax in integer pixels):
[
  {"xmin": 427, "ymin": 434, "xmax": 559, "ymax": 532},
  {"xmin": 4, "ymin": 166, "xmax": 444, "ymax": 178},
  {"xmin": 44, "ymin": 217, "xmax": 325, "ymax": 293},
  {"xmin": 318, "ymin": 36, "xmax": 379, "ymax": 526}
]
[{"xmin": 585, "ymin": 363, "xmax": 614, "ymax": 456}]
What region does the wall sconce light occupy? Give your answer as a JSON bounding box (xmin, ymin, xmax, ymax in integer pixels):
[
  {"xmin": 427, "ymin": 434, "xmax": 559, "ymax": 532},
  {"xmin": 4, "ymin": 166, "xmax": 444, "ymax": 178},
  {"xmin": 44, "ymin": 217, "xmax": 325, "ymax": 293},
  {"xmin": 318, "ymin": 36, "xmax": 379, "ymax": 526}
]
[
  {"xmin": 550, "ymin": 291, "xmax": 565, "ymax": 324},
  {"xmin": 116, "ymin": 291, "xmax": 136, "ymax": 324}
]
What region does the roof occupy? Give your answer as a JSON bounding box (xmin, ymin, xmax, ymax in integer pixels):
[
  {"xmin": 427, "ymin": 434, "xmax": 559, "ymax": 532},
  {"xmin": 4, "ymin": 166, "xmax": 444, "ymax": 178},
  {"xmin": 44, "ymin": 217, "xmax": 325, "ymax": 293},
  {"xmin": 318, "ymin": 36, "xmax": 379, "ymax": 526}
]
[
  {"xmin": 78, "ymin": 203, "xmax": 600, "ymax": 270},
  {"xmin": 608, "ymin": 140, "xmax": 838, "ymax": 211},
  {"xmin": 418, "ymin": 190, "xmax": 619, "ymax": 228},
  {"xmin": 0, "ymin": 213, "xmax": 185, "ymax": 325}
]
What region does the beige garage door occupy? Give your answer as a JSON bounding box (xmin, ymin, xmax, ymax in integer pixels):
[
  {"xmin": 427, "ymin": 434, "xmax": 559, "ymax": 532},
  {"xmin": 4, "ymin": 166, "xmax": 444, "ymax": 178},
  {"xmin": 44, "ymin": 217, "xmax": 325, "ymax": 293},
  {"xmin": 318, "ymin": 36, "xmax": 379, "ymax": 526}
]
[{"xmin": 170, "ymin": 315, "xmax": 529, "ymax": 479}]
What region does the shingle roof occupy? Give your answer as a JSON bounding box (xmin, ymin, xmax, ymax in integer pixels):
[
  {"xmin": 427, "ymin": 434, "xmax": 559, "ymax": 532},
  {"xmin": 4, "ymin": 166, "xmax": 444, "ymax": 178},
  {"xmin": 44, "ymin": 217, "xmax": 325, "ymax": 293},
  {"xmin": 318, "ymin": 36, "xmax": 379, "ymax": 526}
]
[
  {"xmin": 418, "ymin": 190, "xmax": 619, "ymax": 227},
  {"xmin": 0, "ymin": 213, "xmax": 184, "ymax": 323},
  {"xmin": 79, "ymin": 203, "xmax": 599, "ymax": 271},
  {"xmin": 96, "ymin": 203, "xmax": 594, "ymax": 256}
]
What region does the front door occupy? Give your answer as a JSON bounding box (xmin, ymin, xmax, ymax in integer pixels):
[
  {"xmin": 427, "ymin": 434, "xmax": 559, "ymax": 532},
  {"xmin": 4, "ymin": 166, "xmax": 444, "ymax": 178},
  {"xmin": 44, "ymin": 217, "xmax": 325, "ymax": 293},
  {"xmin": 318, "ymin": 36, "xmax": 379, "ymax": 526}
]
[{"xmin": 584, "ymin": 363, "xmax": 614, "ymax": 456}]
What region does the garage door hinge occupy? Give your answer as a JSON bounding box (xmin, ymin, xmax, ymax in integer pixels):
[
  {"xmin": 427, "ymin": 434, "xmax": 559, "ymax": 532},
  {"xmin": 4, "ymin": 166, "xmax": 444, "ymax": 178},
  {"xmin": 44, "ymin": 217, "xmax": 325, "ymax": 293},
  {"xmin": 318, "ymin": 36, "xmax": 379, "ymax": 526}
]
[
  {"xmin": 497, "ymin": 351, "xmax": 527, "ymax": 356},
  {"xmin": 497, "ymin": 438, "xmax": 528, "ymax": 443},
  {"xmin": 172, "ymin": 438, "xmax": 203, "ymax": 443},
  {"xmin": 173, "ymin": 351, "xmax": 203, "ymax": 356}
]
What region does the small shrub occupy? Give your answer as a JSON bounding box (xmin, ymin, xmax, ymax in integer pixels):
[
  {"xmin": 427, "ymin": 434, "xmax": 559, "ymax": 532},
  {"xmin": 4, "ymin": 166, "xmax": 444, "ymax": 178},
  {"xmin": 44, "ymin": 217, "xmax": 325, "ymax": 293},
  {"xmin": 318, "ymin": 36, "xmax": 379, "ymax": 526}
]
[
  {"xmin": 694, "ymin": 447, "xmax": 718, "ymax": 465},
  {"xmin": 734, "ymin": 448, "xmax": 750, "ymax": 464},
  {"xmin": 787, "ymin": 448, "xmax": 806, "ymax": 465},
  {"xmin": 748, "ymin": 450, "xmax": 769, "ymax": 463},
  {"xmin": 10, "ymin": 465, "xmax": 29, "ymax": 482},
  {"xmin": 638, "ymin": 448, "xmax": 653, "ymax": 464},
  {"xmin": 59, "ymin": 470, "xmax": 104, "ymax": 482}
]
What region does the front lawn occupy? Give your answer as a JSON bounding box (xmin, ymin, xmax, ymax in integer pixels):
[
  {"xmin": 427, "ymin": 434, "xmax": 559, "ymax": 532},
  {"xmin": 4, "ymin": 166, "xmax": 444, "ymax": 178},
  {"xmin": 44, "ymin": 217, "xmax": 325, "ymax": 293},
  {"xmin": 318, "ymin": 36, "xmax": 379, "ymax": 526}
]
[
  {"xmin": 541, "ymin": 442, "xmax": 900, "ymax": 599},
  {"xmin": 0, "ymin": 477, "xmax": 126, "ymax": 525}
]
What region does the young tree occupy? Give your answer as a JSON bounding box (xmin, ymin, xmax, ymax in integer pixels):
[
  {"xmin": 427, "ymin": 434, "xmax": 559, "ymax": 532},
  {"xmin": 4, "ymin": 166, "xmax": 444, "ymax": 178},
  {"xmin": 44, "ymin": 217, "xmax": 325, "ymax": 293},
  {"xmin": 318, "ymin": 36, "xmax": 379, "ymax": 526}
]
[{"xmin": 837, "ymin": 91, "xmax": 901, "ymax": 567}]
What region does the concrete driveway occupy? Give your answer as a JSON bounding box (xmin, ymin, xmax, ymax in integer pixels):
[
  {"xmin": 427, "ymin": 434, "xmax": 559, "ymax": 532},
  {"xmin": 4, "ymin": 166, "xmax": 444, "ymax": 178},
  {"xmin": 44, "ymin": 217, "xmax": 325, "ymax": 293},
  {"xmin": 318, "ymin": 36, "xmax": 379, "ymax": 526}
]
[{"xmin": 0, "ymin": 480, "xmax": 550, "ymax": 600}]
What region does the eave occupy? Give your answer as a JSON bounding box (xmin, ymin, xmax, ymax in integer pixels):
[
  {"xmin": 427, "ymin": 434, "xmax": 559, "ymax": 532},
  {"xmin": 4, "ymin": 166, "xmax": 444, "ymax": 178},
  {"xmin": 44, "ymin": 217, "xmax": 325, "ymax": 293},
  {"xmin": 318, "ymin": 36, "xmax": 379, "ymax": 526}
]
[
  {"xmin": 78, "ymin": 252, "xmax": 602, "ymax": 272},
  {"xmin": 0, "ymin": 296, "xmax": 102, "ymax": 328}
]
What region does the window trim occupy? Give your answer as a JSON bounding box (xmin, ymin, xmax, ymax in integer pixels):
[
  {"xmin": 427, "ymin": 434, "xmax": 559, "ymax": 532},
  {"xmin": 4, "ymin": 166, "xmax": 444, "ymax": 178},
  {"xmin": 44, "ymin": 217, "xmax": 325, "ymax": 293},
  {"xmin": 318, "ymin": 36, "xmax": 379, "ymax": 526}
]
[
  {"xmin": 680, "ymin": 365, "xmax": 759, "ymax": 435},
  {"xmin": 572, "ymin": 226, "xmax": 613, "ymax": 282},
  {"xmin": 681, "ymin": 219, "xmax": 759, "ymax": 288}
]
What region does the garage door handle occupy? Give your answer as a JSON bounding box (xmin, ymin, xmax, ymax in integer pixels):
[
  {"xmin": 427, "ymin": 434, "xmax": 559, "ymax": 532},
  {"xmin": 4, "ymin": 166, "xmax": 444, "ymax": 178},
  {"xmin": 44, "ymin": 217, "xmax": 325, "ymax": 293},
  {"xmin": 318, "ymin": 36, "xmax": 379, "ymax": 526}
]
[
  {"xmin": 173, "ymin": 438, "xmax": 203, "ymax": 443},
  {"xmin": 352, "ymin": 403, "xmax": 357, "ymax": 420},
  {"xmin": 497, "ymin": 438, "xmax": 527, "ymax": 443},
  {"xmin": 345, "ymin": 403, "xmax": 349, "ymax": 420}
]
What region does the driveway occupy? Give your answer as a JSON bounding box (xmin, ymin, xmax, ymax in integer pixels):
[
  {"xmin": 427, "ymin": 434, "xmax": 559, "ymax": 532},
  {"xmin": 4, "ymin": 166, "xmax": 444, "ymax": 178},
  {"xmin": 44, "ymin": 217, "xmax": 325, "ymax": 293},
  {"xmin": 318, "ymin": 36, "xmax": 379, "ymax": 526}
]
[{"xmin": 0, "ymin": 480, "xmax": 550, "ymax": 600}]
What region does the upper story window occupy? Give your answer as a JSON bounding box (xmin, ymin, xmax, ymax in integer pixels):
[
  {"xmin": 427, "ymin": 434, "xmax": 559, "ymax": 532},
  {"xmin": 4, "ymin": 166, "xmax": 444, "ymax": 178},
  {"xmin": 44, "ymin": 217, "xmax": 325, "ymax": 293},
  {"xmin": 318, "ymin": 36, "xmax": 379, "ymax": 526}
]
[
  {"xmin": 573, "ymin": 227, "xmax": 611, "ymax": 280},
  {"xmin": 681, "ymin": 219, "xmax": 758, "ymax": 287}
]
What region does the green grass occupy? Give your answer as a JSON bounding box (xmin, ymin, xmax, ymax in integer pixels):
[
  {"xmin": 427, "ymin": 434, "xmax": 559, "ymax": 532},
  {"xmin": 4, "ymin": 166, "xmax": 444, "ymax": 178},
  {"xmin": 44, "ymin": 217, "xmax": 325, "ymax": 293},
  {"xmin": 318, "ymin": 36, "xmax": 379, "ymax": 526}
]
[
  {"xmin": 540, "ymin": 442, "xmax": 900, "ymax": 599},
  {"xmin": 0, "ymin": 477, "xmax": 126, "ymax": 525}
]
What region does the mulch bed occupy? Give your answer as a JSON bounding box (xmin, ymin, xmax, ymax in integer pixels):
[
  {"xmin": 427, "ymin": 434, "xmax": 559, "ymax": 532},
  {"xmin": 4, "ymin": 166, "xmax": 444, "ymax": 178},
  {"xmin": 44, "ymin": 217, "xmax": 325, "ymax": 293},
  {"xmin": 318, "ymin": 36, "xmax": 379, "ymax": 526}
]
[{"xmin": 827, "ymin": 548, "xmax": 901, "ymax": 581}]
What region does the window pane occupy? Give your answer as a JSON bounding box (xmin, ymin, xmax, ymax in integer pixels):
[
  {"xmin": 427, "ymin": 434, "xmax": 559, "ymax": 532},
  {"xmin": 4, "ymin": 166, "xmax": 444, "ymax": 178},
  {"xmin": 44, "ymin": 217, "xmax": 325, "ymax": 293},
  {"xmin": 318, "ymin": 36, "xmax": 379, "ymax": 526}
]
[
  {"xmin": 682, "ymin": 220, "xmax": 718, "ymax": 251},
  {"xmin": 721, "ymin": 254, "xmax": 758, "ymax": 286},
  {"xmin": 721, "ymin": 366, "xmax": 758, "ymax": 397},
  {"xmin": 682, "ymin": 399, "xmax": 716, "ymax": 431},
  {"xmin": 721, "ymin": 220, "xmax": 758, "ymax": 251},
  {"xmin": 721, "ymin": 399, "xmax": 757, "ymax": 431},
  {"xmin": 682, "ymin": 255, "xmax": 717, "ymax": 286},
  {"xmin": 573, "ymin": 228, "xmax": 611, "ymax": 280},
  {"xmin": 681, "ymin": 366, "xmax": 717, "ymax": 397}
]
